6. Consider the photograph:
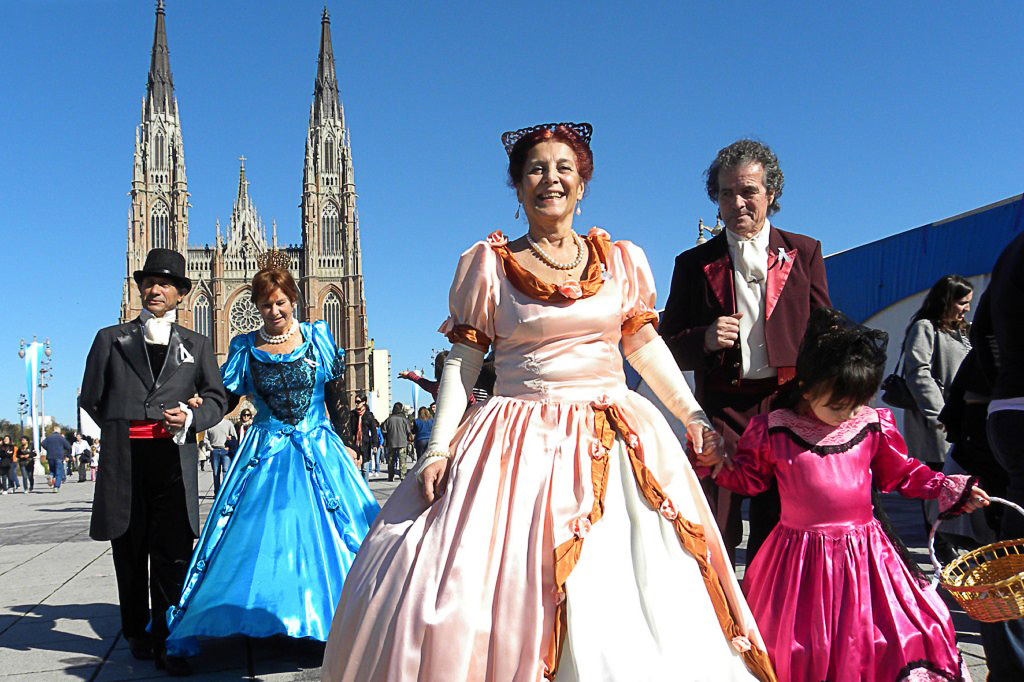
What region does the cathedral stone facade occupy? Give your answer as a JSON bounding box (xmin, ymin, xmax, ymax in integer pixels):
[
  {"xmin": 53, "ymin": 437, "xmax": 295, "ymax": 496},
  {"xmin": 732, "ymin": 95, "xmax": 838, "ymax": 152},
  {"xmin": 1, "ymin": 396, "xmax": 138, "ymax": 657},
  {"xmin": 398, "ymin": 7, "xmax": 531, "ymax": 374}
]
[{"xmin": 121, "ymin": 2, "xmax": 371, "ymax": 402}]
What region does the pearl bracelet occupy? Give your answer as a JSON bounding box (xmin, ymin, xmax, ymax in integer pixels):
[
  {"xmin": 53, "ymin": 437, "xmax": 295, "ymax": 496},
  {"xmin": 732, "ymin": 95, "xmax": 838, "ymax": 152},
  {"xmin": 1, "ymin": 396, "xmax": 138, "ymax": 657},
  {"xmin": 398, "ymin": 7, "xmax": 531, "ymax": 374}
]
[{"xmin": 422, "ymin": 450, "xmax": 451, "ymax": 461}]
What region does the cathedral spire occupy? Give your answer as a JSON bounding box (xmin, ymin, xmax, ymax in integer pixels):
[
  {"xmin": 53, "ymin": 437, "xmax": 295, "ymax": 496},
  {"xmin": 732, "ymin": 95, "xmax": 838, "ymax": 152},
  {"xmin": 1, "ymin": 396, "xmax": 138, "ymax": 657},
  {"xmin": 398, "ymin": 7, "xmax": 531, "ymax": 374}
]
[
  {"xmin": 237, "ymin": 156, "xmax": 249, "ymax": 203},
  {"xmin": 145, "ymin": 0, "xmax": 175, "ymax": 118},
  {"xmin": 313, "ymin": 6, "xmax": 341, "ymax": 125}
]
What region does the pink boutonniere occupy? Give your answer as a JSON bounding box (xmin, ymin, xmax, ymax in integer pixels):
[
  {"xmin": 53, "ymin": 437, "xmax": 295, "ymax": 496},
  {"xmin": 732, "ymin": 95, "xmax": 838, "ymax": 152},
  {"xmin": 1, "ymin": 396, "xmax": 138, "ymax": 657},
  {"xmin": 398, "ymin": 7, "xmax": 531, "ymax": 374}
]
[
  {"xmin": 591, "ymin": 394, "xmax": 612, "ymax": 410},
  {"xmin": 659, "ymin": 498, "xmax": 678, "ymax": 521},
  {"xmin": 558, "ymin": 279, "xmax": 583, "ymax": 300},
  {"xmin": 486, "ymin": 230, "xmax": 508, "ymax": 247},
  {"xmin": 588, "ymin": 226, "xmax": 610, "ymax": 240}
]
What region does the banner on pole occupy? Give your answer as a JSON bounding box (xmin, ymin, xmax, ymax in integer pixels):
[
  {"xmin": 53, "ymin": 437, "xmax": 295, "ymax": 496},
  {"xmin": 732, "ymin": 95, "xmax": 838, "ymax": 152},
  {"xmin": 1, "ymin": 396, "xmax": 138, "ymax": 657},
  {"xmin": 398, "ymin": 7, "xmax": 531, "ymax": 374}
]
[{"xmin": 24, "ymin": 342, "xmax": 42, "ymax": 452}]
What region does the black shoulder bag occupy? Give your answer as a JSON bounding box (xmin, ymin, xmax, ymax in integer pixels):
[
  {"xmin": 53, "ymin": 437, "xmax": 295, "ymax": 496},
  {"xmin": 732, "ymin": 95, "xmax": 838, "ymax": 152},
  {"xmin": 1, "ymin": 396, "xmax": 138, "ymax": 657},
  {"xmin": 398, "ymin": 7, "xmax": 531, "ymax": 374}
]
[{"xmin": 880, "ymin": 335, "xmax": 917, "ymax": 410}]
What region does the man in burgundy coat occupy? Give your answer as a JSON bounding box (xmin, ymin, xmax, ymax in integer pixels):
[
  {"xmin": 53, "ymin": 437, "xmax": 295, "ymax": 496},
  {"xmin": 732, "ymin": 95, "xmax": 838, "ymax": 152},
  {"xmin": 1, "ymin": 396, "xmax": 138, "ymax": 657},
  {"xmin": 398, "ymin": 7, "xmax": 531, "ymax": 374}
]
[{"xmin": 660, "ymin": 139, "xmax": 831, "ymax": 564}]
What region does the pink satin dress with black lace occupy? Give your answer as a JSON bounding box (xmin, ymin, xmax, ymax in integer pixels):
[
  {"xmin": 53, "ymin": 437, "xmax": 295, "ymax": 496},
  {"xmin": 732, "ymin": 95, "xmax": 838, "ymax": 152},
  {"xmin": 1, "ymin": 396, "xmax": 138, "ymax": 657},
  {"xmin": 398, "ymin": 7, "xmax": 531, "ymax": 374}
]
[
  {"xmin": 320, "ymin": 229, "xmax": 774, "ymax": 681},
  {"xmin": 712, "ymin": 406, "xmax": 974, "ymax": 682}
]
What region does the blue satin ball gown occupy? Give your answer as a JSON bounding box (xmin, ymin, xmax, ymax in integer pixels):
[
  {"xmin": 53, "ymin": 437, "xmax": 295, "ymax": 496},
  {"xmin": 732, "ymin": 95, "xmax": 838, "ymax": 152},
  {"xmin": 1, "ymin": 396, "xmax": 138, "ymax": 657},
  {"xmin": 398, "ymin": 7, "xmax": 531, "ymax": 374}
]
[{"xmin": 165, "ymin": 320, "xmax": 380, "ymax": 656}]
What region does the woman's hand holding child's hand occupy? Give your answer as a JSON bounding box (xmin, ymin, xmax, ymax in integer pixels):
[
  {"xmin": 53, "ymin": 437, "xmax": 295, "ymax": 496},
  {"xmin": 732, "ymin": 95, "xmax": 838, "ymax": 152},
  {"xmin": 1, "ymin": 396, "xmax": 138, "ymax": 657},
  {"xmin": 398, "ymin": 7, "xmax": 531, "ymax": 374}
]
[{"xmin": 692, "ymin": 427, "xmax": 730, "ymax": 476}]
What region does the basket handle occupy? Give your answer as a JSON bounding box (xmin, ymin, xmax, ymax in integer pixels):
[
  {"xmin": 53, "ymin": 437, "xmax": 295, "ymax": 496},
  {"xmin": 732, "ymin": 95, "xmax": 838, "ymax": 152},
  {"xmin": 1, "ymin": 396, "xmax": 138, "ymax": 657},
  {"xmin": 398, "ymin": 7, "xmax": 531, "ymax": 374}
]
[{"xmin": 928, "ymin": 496, "xmax": 1024, "ymax": 580}]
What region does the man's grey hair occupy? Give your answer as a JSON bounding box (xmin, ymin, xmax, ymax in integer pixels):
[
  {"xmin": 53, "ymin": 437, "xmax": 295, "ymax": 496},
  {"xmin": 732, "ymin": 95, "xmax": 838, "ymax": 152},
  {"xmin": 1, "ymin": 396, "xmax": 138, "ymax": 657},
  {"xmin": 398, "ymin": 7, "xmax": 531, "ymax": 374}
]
[{"xmin": 704, "ymin": 139, "xmax": 784, "ymax": 216}]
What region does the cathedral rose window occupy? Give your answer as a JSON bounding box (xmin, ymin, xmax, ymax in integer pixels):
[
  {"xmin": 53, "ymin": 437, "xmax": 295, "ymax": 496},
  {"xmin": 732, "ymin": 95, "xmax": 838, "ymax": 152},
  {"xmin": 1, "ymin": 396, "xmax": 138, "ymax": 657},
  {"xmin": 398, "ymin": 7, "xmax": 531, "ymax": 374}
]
[{"xmin": 230, "ymin": 295, "xmax": 263, "ymax": 337}]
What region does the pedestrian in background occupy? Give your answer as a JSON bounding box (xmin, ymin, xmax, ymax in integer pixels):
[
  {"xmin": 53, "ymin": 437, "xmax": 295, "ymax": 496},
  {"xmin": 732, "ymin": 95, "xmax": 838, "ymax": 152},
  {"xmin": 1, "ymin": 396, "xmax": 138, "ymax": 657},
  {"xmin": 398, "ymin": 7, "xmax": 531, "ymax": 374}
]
[
  {"xmin": 41, "ymin": 427, "xmax": 71, "ymax": 492},
  {"xmin": 382, "ymin": 402, "xmax": 412, "ymax": 482},
  {"xmin": 236, "ymin": 408, "xmax": 254, "ymax": 444},
  {"xmin": 78, "ymin": 441, "xmax": 92, "ymax": 482},
  {"xmin": 206, "ymin": 416, "xmax": 237, "ymax": 496},
  {"xmin": 901, "ymin": 274, "xmax": 974, "ymax": 562},
  {"xmin": 348, "ymin": 393, "xmax": 378, "ymax": 480},
  {"xmin": 17, "ymin": 436, "xmax": 36, "ymax": 492},
  {"xmin": 0, "ymin": 435, "xmax": 15, "ymax": 494},
  {"xmin": 412, "ymin": 406, "xmax": 433, "ymax": 461},
  {"xmin": 197, "ymin": 435, "xmax": 210, "ymax": 471},
  {"xmin": 71, "ymin": 434, "xmax": 90, "ymax": 483},
  {"xmin": 5, "ymin": 435, "xmax": 21, "ymax": 493}
]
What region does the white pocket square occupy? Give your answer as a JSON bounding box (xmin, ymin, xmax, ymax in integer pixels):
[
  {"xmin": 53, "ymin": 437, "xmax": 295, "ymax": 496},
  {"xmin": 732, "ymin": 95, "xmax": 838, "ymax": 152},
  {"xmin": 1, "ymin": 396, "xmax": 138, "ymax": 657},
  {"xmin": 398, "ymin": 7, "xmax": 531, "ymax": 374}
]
[{"xmin": 179, "ymin": 345, "xmax": 195, "ymax": 364}]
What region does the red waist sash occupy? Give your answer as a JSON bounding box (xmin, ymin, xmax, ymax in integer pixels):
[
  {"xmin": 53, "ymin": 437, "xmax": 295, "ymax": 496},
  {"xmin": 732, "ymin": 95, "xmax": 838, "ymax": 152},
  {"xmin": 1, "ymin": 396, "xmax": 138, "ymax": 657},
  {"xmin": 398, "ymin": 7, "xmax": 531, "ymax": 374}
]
[{"xmin": 129, "ymin": 420, "xmax": 172, "ymax": 440}]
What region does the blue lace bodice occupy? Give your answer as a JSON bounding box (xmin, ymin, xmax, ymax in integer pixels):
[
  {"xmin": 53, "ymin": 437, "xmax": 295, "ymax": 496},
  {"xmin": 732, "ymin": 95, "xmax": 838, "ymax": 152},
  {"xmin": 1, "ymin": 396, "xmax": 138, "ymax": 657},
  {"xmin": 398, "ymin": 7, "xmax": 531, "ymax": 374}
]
[
  {"xmin": 221, "ymin": 321, "xmax": 343, "ymax": 433},
  {"xmin": 250, "ymin": 344, "xmax": 317, "ymax": 425}
]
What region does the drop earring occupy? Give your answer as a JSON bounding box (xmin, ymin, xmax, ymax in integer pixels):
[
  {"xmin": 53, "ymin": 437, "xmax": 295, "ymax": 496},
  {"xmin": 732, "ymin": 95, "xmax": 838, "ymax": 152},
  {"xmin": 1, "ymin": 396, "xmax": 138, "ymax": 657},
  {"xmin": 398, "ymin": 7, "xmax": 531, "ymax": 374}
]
[{"xmin": 575, "ymin": 202, "xmax": 582, "ymax": 216}]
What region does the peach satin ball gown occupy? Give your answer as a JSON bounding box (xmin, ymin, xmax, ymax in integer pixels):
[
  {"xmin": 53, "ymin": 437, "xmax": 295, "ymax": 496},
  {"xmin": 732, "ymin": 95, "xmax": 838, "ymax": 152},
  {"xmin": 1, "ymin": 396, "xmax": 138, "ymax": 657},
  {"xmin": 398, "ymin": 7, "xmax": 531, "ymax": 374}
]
[{"xmin": 321, "ymin": 228, "xmax": 776, "ymax": 682}]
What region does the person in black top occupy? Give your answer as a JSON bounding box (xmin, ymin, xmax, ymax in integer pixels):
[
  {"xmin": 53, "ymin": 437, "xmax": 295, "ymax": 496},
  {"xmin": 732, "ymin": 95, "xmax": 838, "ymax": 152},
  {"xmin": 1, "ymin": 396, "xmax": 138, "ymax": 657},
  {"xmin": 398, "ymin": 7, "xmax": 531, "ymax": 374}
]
[{"xmin": 348, "ymin": 392, "xmax": 378, "ymax": 480}]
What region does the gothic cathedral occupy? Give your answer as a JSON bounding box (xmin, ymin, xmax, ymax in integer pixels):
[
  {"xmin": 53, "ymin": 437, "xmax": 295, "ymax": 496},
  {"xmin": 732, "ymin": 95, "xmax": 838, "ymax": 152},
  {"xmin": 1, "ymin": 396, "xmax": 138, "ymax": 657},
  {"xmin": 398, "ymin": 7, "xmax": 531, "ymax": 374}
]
[{"xmin": 121, "ymin": 2, "xmax": 371, "ymax": 402}]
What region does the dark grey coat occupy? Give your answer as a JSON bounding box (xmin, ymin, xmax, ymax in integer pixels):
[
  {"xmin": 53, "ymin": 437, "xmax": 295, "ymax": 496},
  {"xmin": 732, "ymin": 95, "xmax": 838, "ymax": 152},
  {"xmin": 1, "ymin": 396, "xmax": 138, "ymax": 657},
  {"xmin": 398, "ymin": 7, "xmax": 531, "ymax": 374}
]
[
  {"xmin": 902, "ymin": 319, "xmax": 971, "ymax": 463},
  {"xmin": 80, "ymin": 318, "xmax": 227, "ymax": 541}
]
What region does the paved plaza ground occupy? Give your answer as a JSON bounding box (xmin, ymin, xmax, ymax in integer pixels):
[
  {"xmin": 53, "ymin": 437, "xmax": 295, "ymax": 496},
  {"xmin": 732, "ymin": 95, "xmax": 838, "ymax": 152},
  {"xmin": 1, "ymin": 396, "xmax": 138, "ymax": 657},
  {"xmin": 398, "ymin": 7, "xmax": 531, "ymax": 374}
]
[{"xmin": 1, "ymin": 465, "xmax": 990, "ymax": 680}]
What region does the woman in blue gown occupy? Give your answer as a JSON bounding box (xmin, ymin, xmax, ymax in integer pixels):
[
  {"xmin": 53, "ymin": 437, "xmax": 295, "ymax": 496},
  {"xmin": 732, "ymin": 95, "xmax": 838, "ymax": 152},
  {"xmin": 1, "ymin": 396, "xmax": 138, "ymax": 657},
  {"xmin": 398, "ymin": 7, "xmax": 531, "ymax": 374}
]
[{"xmin": 165, "ymin": 259, "xmax": 380, "ymax": 658}]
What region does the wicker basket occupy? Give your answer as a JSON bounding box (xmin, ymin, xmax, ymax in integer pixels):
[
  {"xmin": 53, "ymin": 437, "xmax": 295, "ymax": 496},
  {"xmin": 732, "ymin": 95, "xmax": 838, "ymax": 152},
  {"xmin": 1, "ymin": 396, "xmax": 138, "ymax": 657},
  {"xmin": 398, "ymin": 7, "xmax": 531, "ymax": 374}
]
[{"xmin": 929, "ymin": 497, "xmax": 1024, "ymax": 623}]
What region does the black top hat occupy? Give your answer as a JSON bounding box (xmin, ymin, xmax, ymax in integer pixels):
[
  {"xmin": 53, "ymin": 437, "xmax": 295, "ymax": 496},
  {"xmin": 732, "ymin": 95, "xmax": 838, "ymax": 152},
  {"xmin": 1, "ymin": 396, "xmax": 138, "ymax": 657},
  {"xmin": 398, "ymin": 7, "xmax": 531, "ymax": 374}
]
[{"xmin": 133, "ymin": 248, "xmax": 192, "ymax": 294}]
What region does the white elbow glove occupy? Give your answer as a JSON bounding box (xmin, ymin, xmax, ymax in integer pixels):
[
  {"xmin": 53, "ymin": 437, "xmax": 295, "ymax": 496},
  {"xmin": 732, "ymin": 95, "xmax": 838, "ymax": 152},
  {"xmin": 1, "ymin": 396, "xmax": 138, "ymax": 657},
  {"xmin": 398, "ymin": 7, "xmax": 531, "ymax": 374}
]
[
  {"xmin": 414, "ymin": 343, "xmax": 485, "ymax": 481},
  {"xmin": 626, "ymin": 336, "xmax": 711, "ymax": 431}
]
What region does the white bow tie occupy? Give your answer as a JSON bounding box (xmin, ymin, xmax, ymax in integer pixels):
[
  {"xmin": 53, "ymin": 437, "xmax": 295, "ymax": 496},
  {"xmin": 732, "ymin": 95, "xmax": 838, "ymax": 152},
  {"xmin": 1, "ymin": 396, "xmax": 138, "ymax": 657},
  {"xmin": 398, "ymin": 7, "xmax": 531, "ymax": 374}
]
[{"xmin": 140, "ymin": 309, "xmax": 176, "ymax": 346}]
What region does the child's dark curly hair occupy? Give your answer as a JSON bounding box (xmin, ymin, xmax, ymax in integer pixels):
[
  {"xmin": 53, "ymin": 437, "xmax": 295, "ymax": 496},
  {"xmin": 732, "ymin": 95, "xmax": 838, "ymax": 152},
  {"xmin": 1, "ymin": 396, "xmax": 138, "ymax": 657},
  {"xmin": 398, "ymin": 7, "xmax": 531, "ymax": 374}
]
[{"xmin": 777, "ymin": 307, "xmax": 889, "ymax": 409}]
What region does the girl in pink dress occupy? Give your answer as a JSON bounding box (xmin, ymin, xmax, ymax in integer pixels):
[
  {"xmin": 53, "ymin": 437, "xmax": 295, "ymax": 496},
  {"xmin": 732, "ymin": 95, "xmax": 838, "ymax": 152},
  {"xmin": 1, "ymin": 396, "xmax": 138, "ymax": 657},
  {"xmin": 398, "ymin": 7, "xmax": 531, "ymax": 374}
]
[
  {"xmin": 321, "ymin": 123, "xmax": 776, "ymax": 681},
  {"xmin": 699, "ymin": 307, "xmax": 989, "ymax": 681}
]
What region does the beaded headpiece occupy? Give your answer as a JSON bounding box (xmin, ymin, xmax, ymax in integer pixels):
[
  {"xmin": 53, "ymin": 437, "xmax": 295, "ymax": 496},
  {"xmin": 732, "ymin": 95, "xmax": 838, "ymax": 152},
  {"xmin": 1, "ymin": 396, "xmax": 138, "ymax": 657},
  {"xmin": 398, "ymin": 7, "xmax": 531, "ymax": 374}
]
[
  {"xmin": 256, "ymin": 249, "xmax": 291, "ymax": 272},
  {"xmin": 501, "ymin": 121, "xmax": 593, "ymax": 156}
]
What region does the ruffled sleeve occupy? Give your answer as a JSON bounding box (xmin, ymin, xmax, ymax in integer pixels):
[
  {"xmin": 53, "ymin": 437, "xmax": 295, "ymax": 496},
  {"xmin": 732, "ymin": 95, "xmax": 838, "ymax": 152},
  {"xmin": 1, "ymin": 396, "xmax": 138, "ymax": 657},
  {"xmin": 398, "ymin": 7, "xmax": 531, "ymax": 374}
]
[
  {"xmin": 872, "ymin": 408, "xmax": 947, "ymax": 498},
  {"xmin": 221, "ymin": 333, "xmax": 253, "ymax": 396},
  {"xmin": 309, "ymin": 320, "xmax": 346, "ymax": 381},
  {"xmin": 710, "ymin": 414, "xmax": 777, "ymax": 496},
  {"xmin": 613, "ymin": 237, "xmax": 659, "ymax": 336},
  {"xmin": 439, "ymin": 240, "xmax": 500, "ymax": 349}
]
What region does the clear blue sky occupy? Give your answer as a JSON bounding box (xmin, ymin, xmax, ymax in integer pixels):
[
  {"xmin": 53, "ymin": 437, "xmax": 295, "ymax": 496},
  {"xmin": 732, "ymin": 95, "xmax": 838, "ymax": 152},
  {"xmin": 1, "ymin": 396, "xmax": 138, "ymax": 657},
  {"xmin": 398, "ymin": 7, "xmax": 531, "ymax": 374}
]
[{"xmin": 1, "ymin": 1, "xmax": 1022, "ymax": 425}]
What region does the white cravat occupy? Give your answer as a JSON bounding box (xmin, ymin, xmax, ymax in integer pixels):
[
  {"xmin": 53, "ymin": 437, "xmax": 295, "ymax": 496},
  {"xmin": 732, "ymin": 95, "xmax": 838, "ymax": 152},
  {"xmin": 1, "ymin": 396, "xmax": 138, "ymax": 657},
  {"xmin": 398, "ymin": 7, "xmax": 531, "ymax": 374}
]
[
  {"xmin": 138, "ymin": 308, "xmax": 192, "ymax": 443},
  {"xmin": 726, "ymin": 222, "xmax": 775, "ymax": 379},
  {"xmin": 140, "ymin": 308, "xmax": 176, "ymax": 346}
]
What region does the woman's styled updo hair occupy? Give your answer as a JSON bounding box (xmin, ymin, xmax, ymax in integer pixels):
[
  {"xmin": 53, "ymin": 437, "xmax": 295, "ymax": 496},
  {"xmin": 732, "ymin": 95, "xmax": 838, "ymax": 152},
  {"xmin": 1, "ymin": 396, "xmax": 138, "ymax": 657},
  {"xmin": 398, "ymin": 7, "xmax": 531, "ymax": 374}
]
[
  {"xmin": 778, "ymin": 307, "xmax": 889, "ymax": 408},
  {"xmin": 506, "ymin": 125, "xmax": 594, "ymax": 189},
  {"xmin": 251, "ymin": 265, "xmax": 300, "ymax": 305}
]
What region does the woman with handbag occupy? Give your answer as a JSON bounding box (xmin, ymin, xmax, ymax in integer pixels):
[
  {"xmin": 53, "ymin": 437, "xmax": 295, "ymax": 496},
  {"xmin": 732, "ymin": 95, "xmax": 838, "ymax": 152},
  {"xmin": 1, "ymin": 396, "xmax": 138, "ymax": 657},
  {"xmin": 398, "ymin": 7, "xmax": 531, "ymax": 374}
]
[{"xmin": 901, "ymin": 274, "xmax": 974, "ymax": 561}]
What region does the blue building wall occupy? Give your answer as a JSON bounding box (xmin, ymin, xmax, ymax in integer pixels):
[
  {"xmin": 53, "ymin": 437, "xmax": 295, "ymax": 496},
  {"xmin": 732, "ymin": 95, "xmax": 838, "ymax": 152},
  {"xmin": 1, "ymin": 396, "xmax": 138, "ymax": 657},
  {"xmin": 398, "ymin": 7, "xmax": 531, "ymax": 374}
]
[{"xmin": 824, "ymin": 195, "xmax": 1024, "ymax": 322}]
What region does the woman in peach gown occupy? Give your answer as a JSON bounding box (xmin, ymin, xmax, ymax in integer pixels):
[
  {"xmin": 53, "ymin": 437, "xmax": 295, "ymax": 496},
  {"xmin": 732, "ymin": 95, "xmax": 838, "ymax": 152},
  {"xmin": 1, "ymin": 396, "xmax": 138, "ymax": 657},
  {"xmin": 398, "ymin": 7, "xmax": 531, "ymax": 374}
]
[{"xmin": 321, "ymin": 122, "xmax": 776, "ymax": 681}]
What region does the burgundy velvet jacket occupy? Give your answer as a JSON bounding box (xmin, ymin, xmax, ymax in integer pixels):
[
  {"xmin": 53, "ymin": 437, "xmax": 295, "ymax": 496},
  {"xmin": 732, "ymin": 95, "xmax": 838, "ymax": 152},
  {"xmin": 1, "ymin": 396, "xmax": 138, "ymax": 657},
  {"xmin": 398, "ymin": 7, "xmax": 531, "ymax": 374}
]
[{"xmin": 660, "ymin": 226, "xmax": 831, "ymax": 394}]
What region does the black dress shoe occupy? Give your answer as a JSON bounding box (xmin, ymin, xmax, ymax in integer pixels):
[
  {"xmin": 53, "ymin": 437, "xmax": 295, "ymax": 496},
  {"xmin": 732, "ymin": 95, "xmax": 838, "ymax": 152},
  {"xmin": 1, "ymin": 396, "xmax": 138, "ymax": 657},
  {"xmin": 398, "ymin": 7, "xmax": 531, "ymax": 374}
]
[
  {"xmin": 155, "ymin": 648, "xmax": 192, "ymax": 677},
  {"xmin": 127, "ymin": 635, "xmax": 154, "ymax": 660}
]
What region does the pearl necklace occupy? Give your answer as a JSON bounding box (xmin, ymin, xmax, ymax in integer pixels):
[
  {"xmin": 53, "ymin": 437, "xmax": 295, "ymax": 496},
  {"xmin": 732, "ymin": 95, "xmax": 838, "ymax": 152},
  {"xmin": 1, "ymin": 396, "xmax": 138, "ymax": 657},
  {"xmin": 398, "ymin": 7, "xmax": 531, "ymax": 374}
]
[
  {"xmin": 259, "ymin": 319, "xmax": 298, "ymax": 345},
  {"xmin": 526, "ymin": 232, "xmax": 584, "ymax": 271}
]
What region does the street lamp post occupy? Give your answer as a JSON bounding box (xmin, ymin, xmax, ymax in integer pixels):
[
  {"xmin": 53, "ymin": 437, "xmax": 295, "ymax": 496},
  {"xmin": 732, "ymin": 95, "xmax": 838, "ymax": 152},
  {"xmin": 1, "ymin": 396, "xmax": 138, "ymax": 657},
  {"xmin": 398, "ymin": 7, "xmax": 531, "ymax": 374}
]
[
  {"xmin": 695, "ymin": 217, "xmax": 724, "ymax": 245},
  {"xmin": 17, "ymin": 394, "xmax": 28, "ymax": 437},
  {"xmin": 38, "ymin": 339, "xmax": 53, "ymax": 428}
]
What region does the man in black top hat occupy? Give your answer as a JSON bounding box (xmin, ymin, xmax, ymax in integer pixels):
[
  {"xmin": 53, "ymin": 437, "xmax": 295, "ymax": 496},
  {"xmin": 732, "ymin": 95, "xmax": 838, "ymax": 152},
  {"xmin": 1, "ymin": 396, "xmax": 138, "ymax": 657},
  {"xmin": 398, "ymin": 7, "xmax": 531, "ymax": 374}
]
[{"xmin": 81, "ymin": 248, "xmax": 226, "ymax": 675}]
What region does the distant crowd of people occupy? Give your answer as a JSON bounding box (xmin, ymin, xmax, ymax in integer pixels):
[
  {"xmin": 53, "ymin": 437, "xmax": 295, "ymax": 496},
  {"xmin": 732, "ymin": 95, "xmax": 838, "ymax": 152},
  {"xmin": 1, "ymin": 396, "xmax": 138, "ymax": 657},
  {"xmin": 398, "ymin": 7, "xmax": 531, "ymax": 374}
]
[
  {"xmin": 0, "ymin": 427, "xmax": 99, "ymax": 494},
  {"xmin": 344, "ymin": 394, "xmax": 436, "ymax": 482}
]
